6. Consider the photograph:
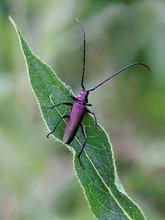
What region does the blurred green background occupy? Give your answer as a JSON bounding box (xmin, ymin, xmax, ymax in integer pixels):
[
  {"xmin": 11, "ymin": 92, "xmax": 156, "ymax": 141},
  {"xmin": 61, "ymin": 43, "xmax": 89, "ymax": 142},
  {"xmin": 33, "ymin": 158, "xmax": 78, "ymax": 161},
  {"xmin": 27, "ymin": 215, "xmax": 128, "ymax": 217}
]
[{"xmin": 0, "ymin": 0, "xmax": 165, "ymax": 219}]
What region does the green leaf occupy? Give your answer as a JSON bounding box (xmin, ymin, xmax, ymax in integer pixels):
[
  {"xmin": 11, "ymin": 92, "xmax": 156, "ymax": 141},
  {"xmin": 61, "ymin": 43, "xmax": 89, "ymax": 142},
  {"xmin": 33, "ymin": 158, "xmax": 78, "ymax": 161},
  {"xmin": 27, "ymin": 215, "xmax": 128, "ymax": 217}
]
[{"xmin": 10, "ymin": 17, "xmax": 146, "ymax": 220}]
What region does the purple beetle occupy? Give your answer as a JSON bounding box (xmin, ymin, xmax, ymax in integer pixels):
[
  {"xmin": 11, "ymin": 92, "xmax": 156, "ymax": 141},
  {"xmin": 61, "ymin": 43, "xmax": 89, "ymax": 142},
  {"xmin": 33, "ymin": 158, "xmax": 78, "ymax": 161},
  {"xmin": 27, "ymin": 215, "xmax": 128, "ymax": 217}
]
[{"xmin": 43, "ymin": 19, "xmax": 150, "ymax": 168}]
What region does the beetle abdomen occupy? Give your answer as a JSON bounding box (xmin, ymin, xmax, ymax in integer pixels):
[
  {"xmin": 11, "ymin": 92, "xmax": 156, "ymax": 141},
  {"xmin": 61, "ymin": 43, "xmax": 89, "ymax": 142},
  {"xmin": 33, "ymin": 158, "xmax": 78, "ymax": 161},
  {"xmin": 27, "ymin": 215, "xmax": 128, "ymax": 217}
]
[{"xmin": 63, "ymin": 102, "xmax": 86, "ymax": 144}]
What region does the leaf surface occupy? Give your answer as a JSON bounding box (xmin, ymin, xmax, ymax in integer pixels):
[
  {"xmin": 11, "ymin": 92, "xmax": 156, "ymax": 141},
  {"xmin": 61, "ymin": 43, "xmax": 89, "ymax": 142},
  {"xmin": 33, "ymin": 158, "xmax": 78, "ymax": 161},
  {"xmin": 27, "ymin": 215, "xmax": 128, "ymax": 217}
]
[{"xmin": 10, "ymin": 17, "xmax": 146, "ymax": 220}]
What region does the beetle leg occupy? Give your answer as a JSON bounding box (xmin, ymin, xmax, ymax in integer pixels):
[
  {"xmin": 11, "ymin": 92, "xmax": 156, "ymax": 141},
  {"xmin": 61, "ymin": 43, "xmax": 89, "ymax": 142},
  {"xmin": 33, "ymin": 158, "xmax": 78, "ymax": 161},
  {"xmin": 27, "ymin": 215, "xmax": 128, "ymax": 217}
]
[
  {"xmin": 67, "ymin": 85, "xmax": 73, "ymax": 93},
  {"xmin": 47, "ymin": 115, "xmax": 69, "ymax": 138},
  {"xmin": 70, "ymin": 95, "xmax": 76, "ymax": 101},
  {"xmin": 42, "ymin": 102, "xmax": 72, "ymax": 110},
  {"xmin": 67, "ymin": 85, "xmax": 77, "ymax": 101},
  {"xmin": 87, "ymin": 109, "xmax": 102, "ymax": 131},
  {"xmin": 78, "ymin": 123, "xmax": 87, "ymax": 168}
]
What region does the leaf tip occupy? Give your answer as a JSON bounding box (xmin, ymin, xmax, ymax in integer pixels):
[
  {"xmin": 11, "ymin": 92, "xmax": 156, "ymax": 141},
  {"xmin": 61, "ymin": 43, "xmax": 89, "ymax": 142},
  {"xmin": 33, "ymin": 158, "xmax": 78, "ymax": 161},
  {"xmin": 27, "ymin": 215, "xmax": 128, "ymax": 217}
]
[
  {"xmin": 9, "ymin": 15, "xmax": 15, "ymax": 27},
  {"xmin": 9, "ymin": 16, "xmax": 21, "ymax": 36}
]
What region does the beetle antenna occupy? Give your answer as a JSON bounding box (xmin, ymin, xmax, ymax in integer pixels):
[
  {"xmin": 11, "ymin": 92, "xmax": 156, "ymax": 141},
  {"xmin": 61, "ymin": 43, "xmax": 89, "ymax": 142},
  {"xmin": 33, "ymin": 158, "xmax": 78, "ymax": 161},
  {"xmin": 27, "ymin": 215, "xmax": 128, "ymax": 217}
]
[
  {"xmin": 76, "ymin": 18, "xmax": 86, "ymax": 90},
  {"xmin": 88, "ymin": 62, "xmax": 150, "ymax": 91}
]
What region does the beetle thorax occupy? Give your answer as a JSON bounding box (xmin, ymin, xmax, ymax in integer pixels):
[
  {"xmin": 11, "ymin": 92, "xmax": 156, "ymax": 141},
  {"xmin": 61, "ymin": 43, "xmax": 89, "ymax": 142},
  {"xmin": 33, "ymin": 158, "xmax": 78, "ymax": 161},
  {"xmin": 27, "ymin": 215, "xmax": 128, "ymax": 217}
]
[{"xmin": 76, "ymin": 89, "xmax": 89, "ymax": 104}]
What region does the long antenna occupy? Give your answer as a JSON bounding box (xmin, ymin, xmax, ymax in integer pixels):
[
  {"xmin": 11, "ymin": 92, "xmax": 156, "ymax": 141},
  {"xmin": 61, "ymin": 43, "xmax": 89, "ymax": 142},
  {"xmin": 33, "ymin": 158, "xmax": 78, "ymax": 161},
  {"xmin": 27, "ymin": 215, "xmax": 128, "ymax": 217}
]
[
  {"xmin": 76, "ymin": 18, "xmax": 86, "ymax": 90},
  {"xmin": 88, "ymin": 62, "xmax": 150, "ymax": 92}
]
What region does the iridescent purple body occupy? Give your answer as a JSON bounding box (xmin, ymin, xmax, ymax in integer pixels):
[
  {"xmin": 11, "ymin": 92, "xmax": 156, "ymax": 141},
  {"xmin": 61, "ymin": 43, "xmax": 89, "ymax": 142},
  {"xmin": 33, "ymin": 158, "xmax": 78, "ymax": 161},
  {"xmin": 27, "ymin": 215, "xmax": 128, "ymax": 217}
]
[{"xmin": 63, "ymin": 90, "xmax": 88, "ymax": 144}]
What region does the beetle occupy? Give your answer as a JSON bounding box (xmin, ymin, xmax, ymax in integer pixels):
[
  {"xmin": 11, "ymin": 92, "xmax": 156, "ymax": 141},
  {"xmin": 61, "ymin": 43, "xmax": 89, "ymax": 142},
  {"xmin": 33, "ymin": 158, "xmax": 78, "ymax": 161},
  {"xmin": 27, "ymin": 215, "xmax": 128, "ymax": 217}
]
[{"xmin": 43, "ymin": 18, "xmax": 150, "ymax": 168}]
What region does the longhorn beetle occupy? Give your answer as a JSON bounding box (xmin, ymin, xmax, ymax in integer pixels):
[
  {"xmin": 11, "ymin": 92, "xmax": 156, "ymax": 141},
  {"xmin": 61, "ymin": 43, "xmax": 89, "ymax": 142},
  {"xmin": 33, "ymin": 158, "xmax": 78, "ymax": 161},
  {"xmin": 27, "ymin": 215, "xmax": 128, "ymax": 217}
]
[{"xmin": 43, "ymin": 18, "xmax": 150, "ymax": 168}]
